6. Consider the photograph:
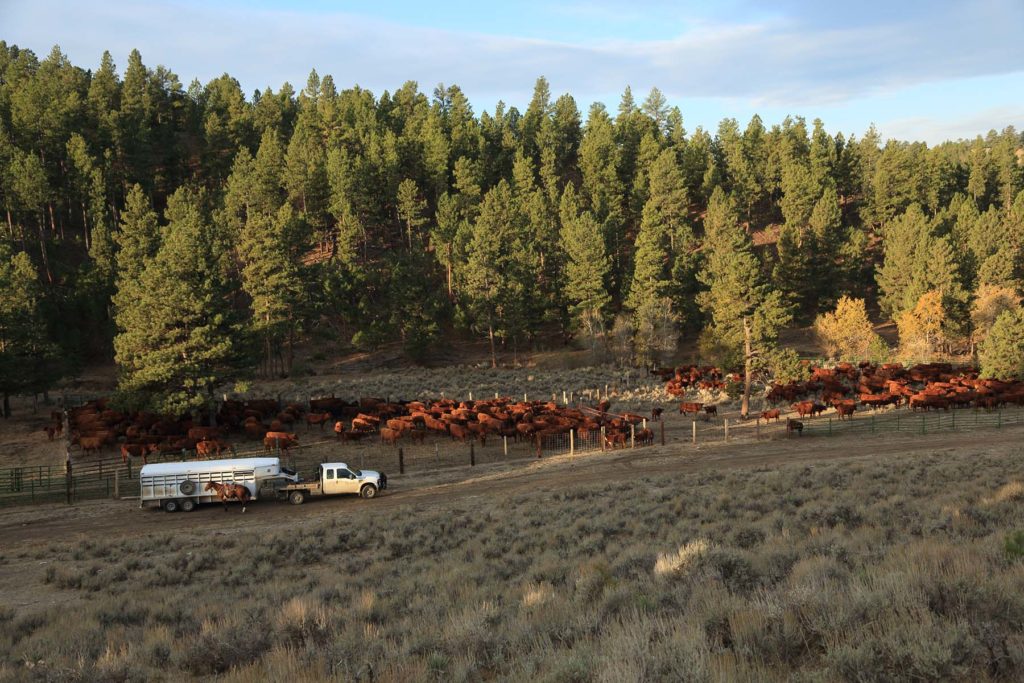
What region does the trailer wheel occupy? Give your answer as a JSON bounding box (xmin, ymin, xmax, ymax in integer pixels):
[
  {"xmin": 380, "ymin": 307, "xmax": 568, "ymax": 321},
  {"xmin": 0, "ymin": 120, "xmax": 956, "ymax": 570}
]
[
  {"xmin": 180, "ymin": 499, "xmax": 196, "ymax": 512},
  {"xmin": 163, "ymin": 499, "xmax": 179, "ymax": 513},
  {"xmin": 288, "ymin": 490, "xmax": 306, "ymax": 505},
  {"xmin": 360, "ymin": 484, "xmax": 378, "ymax": 499}
]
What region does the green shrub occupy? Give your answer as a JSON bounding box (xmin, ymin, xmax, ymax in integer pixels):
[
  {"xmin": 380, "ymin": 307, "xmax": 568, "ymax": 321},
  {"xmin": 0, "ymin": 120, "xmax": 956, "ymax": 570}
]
[{"xmin": 1004, "ymin": 530, "xmax": 1024, "ymax": 561}]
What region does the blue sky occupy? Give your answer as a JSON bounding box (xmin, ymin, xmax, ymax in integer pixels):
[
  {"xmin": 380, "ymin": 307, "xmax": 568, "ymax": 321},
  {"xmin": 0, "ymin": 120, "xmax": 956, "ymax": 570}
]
[{"xmin": 3, "ymin": 0, "xmax": 1023, "ymax": 143}]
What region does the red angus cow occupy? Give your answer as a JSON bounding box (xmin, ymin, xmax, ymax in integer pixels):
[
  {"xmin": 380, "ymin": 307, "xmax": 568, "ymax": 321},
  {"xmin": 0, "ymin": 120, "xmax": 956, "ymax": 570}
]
[
  {"xmin": 833, "ymin": 401, "xmax": 856, "ymax": 420},
  {"xmin": 449, "ymin": 424, "xmax": 469, "ymax": 442},
  {"xmin": 120, "ymin": 442, "xmax": 156, "ymax": 462},
  {"xmin": 380, "ymin": 427, "xmax": 402, "ymax": 446},
  {"xmin": 305, "ymin": 412, "xmax": 333, "ymax": 430},
  {"xmin": 679, "ymin": 402, "xmax": 703, "ymax": 416},
  {"xmin": 759, "ymin": 409, "xmax": 781, "ymax": 423},
  {"xmin": 792, "ymin": 401, "xmax": 815, "ymax": 418}
]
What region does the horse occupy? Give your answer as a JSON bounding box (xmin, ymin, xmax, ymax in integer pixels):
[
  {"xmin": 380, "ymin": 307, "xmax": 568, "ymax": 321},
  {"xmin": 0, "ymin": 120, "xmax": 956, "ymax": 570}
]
[{"xmin": 204, "ymin": 481, "xmax": 251, "ymax": 512}]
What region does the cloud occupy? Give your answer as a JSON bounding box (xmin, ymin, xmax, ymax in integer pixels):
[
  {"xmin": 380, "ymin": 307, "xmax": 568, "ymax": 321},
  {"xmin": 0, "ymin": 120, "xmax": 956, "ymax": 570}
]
[
  {"xmin": 2, "ymin": 0, "xmax": 1023, "ymax": 119},
  {"xmin": 880, "ymin": 105, "xmax": 1024, "ymax": 144}
]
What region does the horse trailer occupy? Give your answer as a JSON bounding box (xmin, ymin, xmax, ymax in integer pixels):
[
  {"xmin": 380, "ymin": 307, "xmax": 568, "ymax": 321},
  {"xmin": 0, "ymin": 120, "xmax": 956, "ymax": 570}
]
[{"xmin": 139, "ymin": 457, "xmax": 298, "ymax": 512}]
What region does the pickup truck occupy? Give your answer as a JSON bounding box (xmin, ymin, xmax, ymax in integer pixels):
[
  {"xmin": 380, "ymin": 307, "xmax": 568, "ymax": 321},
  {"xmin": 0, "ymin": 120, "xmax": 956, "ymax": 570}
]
[{"xmin": 274, "ymin": 462, "xmax": 387, "ymax": 504}]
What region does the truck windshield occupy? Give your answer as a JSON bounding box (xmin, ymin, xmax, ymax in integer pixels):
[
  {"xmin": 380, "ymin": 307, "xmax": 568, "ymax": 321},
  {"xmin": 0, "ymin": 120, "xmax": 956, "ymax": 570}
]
[{"xmin": 350, "ymin": 468, "xmax": 362, "ymax": 477}]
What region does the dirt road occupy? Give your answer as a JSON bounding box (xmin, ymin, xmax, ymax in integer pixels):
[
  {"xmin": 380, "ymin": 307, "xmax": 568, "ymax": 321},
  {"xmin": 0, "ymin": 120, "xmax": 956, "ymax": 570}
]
[{"xmin": 2, "ymin": 425, "xmax": 1021, "ymax": 549}]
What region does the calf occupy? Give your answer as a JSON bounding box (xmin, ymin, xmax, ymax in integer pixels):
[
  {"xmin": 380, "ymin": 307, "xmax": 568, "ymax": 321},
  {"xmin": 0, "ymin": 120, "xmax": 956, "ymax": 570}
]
[
  {"xmin": 704, "ymin": 405, "xmax": 718, "ymax": 420},
  {"xmin": 651, "ymin": 407, "xmax": 664, "ymax": 422},
  {"xmin": 786, "ymin": 419, "xmax": 803, "ymax": 436},
  {"xmin": 759, "ymin": 409, "xmax": 781, "ymax": 423}
]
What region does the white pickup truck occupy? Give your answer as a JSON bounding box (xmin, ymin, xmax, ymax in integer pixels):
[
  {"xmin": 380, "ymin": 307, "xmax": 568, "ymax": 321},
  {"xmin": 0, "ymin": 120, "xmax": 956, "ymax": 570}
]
[{"xmin": 274, "ymin": 462, "xmax": 387, "ymax": 504}]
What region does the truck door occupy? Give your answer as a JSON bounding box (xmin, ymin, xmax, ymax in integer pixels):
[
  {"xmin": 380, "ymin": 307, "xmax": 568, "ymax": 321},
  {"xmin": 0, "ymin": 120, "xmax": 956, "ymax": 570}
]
[
  {"xmin": 323, "ymin": 467, "xmax": 342, "ymax": 495},
  {"xmin": 336, "ymin": 468, "xmax": 361, "ymax": 494}
]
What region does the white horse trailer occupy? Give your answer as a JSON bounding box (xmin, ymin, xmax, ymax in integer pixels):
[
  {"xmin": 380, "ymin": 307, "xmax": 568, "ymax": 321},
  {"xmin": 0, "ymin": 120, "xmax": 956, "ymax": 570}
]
[{"xmin": 139, "ymin": 457, "xmax": 297, "ymax": 512}]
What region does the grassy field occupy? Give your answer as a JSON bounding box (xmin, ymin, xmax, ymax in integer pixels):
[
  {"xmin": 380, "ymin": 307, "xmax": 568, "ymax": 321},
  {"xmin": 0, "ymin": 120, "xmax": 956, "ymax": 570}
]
[{"xmin": 3, "ymin": 441, "xmax": 1024, "ymax": 681}]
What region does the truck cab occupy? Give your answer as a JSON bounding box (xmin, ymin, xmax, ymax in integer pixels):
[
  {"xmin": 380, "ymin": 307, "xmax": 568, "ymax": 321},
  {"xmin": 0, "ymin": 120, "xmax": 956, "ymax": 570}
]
[{"xmin": 276, "ymin": 462, "xmax": 387, "ymax": 504}]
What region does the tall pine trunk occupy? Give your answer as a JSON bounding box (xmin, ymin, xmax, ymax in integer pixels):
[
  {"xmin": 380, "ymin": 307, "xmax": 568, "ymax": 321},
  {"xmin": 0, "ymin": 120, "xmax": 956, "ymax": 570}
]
[
  {"xmin": 488, "ymin": 324, "xmax": 496, "ymax": 368},
  {"xmin": 741, "ymin": 316, "xmax": 752, "ymax": 419},
  {"xmin": 37, "ymin": 213, "xmax": 53, "ymax": 284}
]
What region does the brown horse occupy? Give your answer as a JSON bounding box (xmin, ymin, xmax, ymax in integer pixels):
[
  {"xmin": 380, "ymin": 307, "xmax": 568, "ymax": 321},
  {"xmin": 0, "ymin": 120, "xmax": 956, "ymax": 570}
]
[{"xmin": 204, "ymin": 481, "xmax": 251, "ymax": 512}]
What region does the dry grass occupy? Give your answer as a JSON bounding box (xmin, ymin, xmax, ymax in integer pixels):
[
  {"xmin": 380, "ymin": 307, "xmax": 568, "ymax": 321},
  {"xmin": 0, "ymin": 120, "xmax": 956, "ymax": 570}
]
[
  {"xmin": 654, "ymin": 538, "xmax": 713, "ymax": 577},
  {"xmin": 4, "ymin": 448, "xmax": 1024, "ymax": 680}
]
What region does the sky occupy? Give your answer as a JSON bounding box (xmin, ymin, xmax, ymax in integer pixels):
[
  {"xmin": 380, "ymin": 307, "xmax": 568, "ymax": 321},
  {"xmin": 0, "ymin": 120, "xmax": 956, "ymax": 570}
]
[{"xmin": 2, "ymin": 0, "xmax": 1023, "ymax": 144}]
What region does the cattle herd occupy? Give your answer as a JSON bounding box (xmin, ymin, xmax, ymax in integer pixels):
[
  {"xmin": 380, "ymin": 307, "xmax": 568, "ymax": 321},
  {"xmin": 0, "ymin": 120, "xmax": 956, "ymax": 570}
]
[
  {"xmin": 657, "ymin": 361, "xmax": 1024, "ymax": 435},
  {"xmin": 58, "ymin": 394, "xmax": 656, "ymax": 462},
  {"xmin": 47, "ymin": 361, "xmax": 1024, "ymax": 461}
]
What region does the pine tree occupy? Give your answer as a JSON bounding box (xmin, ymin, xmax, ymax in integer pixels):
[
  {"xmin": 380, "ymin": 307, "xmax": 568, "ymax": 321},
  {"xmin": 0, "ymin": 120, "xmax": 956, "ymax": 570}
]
[
  {"xmin": 396, "ymin": 178, "xmax": 427, "ymax": 249},
  {"xmin": 113, "ymin": 188, "xmax": 243, "ymax": 414},
  {"xmin": 876, "ymin": 204, "xmax": 931, "ymax": 318},
  {"xmin": 0, "ymin": 245, "xmax": 62, "ymax": 415},
  {"xmin": 979, "ymin": 308, "xmax": 1024, "ymax": 379},
  {"xmin": 113, "ymin": 184, "xmax": 161, "ymax": 284},
  {"xmin": 971, "ymin": 284, "xmax": 1021, "ymax": 353},
  {"xmin": 462, "ymin": 181, "xmax": 531, "ymax": 367},
  {"xmin": 559, "ymin": 186, "xmax": 611, "ymax": 350},
  {"xmin": 698, "ymin": 188, "xmax": 791, "ymax": 415}
]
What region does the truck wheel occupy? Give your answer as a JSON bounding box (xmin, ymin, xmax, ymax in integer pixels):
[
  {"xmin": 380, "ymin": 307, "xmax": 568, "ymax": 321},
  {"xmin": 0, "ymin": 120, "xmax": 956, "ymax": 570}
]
[
  {"xmin": 180, "ymin": 499, "xmax": 196, "ymax": 512},
  {"xmin": 360, "ymin": 484, "xmax": 378, "ymax": 499},
  {"xmin": 163, "ymin": 499, "xmax": 179, "ymax": 513},
  {"xmin": 289, "ymin": 490, "xmax": 306, "ymax": 505}
]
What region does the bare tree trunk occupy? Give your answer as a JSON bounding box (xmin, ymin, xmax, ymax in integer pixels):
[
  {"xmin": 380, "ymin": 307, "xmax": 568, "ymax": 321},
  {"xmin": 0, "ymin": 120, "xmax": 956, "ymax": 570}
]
[
  {"xmin": 741, "ymin": 316, "xmax": 753, "ymax": 419},
  {"xmin": 37, "ymin": 214, "xmax": 53, "ymax": 284},
  {"xmin": 488, "ymin": 324, "xmax": 497, "ymax": 369}
]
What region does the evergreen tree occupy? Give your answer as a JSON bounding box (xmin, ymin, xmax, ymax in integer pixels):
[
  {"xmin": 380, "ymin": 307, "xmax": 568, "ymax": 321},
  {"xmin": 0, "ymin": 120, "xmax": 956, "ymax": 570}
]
[
  {"xmin": 876, "ymin": 204, "xmax": 931, "ymax": 318},
  {"xmin": 462, "ymin": 181, "xmax": 531, "ymax": 367},
  {"xmin": 698, "ymin": 188, "xmax": 791, "ymax": 415},
  {"xmin": 559, "ymin": 186, "xmax": 611, "ymax": 350},
  {"xmin": 979, "ymin": 308, "xmax": 1024, "ymax": 379},
  {"xmin": 0, "ymin": 245, "xmax": 62, "ymax": 415},
  {"xmin": 113, "ymin": 188, "xmax": 243, "ymax": 414}
]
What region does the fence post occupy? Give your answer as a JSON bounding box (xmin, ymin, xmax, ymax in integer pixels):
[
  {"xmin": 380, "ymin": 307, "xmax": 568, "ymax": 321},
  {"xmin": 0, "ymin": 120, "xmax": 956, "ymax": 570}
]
[
  {"xmin": 951, "ymin": 410, "xmax": 955, "ymax": 431},
  {"xmin": 524, "ymin": 393, "xmax": 527, "ymax": 402},
  {"xmin": 998, "ymin": 411, "xmax": 1002, "ymax": 429},
  {"xmin": 563, "ymin": 391, "xmax": 567, "ymax": 404},
  {"xmin": 692, "ymin": 421, "xmax": 697, "ymax": 444},
  {"xmin": 470, "ymin": 443, "xmax": 475, "ymax": 467},
  {"xmin": 127, "ymin": 456, "xmax": 133, "ymax": 480},
  {"xmin": 65, "ymin": 457, "xmax": 72, "ymax": 505},
  {"xmin": 630, "ymin": 424, "xmax": 635, "ymax": 448},
  {"xmin": 435, "ymin": 443, "xmax": 439, "ymax": 462},
  {"xmin": 569, "ymin": 430, "xmax": 575, "ymax": 455},
  {"xmin": 503, "ymin": 436, "xmax": 508, "ymax": 456},
  {"xmin": 660, "ymin": 420, "xmax": 666, "ymax": 446},
  {"xmin": 828, "ymin": 418, "xmax": 832, "ymax": 436},
  {"xmin": 536, "ymin": 436, "xmax": 542, "ymax": 459},
  {"xmin": 723, "ymin": 419, "xmax": 728, "ymax": 442},
  {"xmin": 114, "ymin": 470, "xmax": 120, "ymax": 499},
  {"xmin": 398, "ymin": 447, "xmax": 405, "ymax": 474},
  {"xmin": 921, "ymin": 415, "xmax": 926, "ymax": 435},
  {"xmin": 871, "ymin": 415, "xmax": 875, "ymax": 434},
  {"xmin": 601, "ymin": 426, "xmax": 606, "ymax": 451}
]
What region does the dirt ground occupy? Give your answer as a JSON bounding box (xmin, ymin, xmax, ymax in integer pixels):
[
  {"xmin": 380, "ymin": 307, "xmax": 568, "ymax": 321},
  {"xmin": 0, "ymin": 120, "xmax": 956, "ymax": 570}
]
[{"xmin": 2, "ymin": 421, "xmax": 1021, "ymax": 551}]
